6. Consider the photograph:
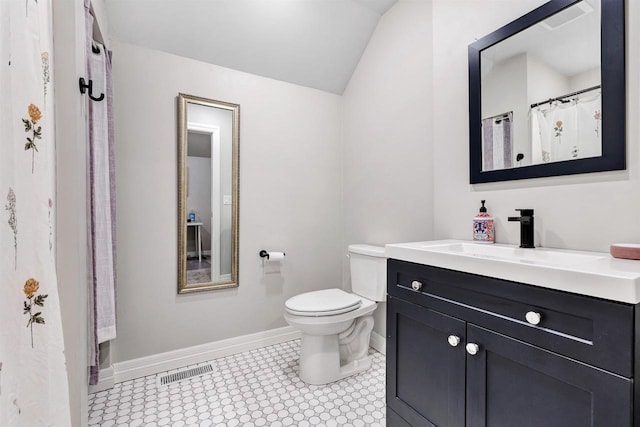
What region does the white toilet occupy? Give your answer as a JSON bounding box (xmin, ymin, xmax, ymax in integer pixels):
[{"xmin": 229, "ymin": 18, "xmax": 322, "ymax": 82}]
[{"xmin": 284, "ymin": 244, "xmax": 386, "ymax": 385}]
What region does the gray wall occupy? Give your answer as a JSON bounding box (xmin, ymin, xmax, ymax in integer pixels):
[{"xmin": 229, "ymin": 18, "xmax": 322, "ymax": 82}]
[
  {"xmin": 341, "ymin": 0, "xmax": 435, "ymax": 337},
  {"xmin": 340, "ymin": 0, "xmax": 640, "ymax": 337},
  {"xmin": 54, "ymin": 0, "xmax": 92, "ymax": 425},
  {"xmin": 112, "ymin": 41, "xmax": 344, "ymax": 362},
  {"xmin": 432, "ymin": 0, "xmax": 640, "ymax": 252}
]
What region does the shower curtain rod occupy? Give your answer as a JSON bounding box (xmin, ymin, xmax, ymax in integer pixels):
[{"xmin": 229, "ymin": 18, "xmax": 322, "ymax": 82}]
[{"xmin": 530, "ymin": 84, "xmax": 601, "ymax": 109}]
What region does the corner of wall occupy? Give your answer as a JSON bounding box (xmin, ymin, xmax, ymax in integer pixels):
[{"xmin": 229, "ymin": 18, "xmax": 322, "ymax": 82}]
[
  {"xmin": 53, "ymin": 0, "xmax": 89, "ymax": 424},
  {"xmin": 340, "ymin": 0, "xmax": 436, "ymax": 337}
]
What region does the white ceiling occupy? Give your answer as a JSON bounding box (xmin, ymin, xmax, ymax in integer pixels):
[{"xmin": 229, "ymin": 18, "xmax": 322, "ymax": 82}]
[
  {"xmin": 481, "ymin": 0, "xmax": 601, "ymax": 78},
  {"xmin": 105, "ymin": 0, "xmax": 399, "ymax": 94}
]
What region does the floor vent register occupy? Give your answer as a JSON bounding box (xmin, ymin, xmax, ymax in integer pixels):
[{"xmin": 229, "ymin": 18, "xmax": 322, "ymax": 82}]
[{"xmin": 157, "ymin": 364, "xmax": 214, "ymax": 386}]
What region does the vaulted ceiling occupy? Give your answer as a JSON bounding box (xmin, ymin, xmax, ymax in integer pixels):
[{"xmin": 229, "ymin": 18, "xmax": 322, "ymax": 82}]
[{"xmin": 105, "ymin": 0, "xmax": 399, "ymax": 94}]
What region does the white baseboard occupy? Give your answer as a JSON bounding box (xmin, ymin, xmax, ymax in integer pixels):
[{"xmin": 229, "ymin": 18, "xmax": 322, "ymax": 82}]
[
  {"xmin": 186, "ymin": 250, "xmax": 212, "ymax": 258},
  {"xmin": 90, "ymin": 325, "xmax": 386, "ymax": 392},
  {"xmin": 89, "ymin": 365, "xmax": 114, "ymax": 394},
  {"xmin": 91, "ymin": 326, "xmax": 301, "ymax": 391},
  {"xmin": 370, "ymin": 331, "xmax": 386, "ymax": 355}
]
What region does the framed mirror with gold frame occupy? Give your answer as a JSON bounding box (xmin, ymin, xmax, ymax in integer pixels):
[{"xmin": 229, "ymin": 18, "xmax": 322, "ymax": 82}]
[{"xmin": 177, "ymin": 93, "xmax": 239, "ymax": 293}]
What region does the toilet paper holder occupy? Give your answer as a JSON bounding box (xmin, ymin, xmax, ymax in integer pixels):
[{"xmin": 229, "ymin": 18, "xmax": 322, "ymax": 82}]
[{"xmin": 259, "ymin": 250, "xmax": 286, "ymax": 260}]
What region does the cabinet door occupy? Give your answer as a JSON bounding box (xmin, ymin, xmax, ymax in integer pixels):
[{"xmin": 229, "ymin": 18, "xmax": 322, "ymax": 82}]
[
  {"xmin": 466, "ymin": 325, "xmax": 633, "ymax": 427},
  {"xmin": 387, "ymin": 407, "xmax": 413, "ymax": 427},
  {"xmin": 387, "ymin": 296, "xmax": 466, "ymax": 427}
]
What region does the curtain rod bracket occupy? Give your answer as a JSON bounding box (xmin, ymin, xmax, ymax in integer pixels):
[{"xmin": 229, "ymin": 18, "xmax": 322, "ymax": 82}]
[{"xmin": 79, "ymin": 77, "xmax": 104, "ymax": 102}]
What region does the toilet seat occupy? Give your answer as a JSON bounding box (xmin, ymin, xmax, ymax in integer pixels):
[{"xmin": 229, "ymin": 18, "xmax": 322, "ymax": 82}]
[{"xmin": 285, "ymin": 289, "xmax": 362, "ymax": 317}]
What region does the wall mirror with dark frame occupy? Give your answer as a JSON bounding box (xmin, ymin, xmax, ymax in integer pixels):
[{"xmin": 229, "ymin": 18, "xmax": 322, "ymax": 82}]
[
  {"xmin": 469, "ymin": 0, "xmax": 625, "ymax": 183},
  {"xmin": 177, "ymin": 93, "xmax": 240, "ymax": 294}
]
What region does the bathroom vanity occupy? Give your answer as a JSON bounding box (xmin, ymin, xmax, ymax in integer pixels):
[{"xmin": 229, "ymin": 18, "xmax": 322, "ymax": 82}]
[{"xmin": 385, "ymin": 241, "xmax": 640, "ymax": 427}]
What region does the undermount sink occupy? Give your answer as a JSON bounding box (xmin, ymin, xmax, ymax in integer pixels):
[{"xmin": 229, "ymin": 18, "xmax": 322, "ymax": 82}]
[{"xmin": 385, "ymin": 240, "xmax": 640, "ymax": 303}]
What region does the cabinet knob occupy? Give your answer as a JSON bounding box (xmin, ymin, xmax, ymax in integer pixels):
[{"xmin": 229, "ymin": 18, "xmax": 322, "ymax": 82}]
[
  {"xmin": 525, "ymin": 311, "xmax": 542, "ymax": 325},
  {"xmin": 411, "ymin": 280, "xmax": 423, "ymax": 291},
  {"xmin": 447, "ymin": 335, "xmax": 461, "ymax": 347},
  {"xmin": 465, "ymin": 343, "xmax": 480, "ymax": 356}
]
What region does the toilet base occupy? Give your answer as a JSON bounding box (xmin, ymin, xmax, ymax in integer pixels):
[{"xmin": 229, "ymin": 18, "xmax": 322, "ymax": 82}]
[{"xmin": 298, "ymin": 314, "xmax": 374, "ymax": 385}]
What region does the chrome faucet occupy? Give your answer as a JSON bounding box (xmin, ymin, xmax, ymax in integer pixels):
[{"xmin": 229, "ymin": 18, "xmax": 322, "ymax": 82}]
[{"xmin": 508, "ymin": 209, "xmax": 535, "ymax": 248}]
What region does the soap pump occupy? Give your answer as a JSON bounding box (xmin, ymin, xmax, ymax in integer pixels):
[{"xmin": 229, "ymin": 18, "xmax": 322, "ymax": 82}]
[{"xmin": 473, "ymin": 200, "xmax": 494, "ymax": 243}]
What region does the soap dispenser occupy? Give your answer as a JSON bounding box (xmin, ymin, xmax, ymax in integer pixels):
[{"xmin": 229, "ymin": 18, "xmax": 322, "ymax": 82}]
[{"xmin": 473, "ymin": 200, "xmax": 494, "ymax": 243}]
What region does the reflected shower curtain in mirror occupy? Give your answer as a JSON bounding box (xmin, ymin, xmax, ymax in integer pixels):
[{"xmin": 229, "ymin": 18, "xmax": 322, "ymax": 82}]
[
  {"xmin": 482, "ymin": 112, "xmax": 512, "ymax": 171},
  {"xmin": 85, "ymin": 0, "xmax": 117, "ymax": 386},
  {"xmin": 531, "ymin": 91, "xmax": 602, "ymax": 164},
  {"xmin": 0, "ymin": 0, "xmax": 72, "ymax": 424}
]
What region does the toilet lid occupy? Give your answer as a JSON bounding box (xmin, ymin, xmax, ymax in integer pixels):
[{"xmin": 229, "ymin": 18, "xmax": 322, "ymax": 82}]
[{"xmin": 285, "ymin": 289, "xmax": 362, "ymax": 317}]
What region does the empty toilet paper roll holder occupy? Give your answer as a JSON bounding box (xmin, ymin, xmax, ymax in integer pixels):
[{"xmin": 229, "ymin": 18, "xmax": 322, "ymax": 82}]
[{"xmin": 259, "ymin": 250, "xmax": 286, "ymax": 260}]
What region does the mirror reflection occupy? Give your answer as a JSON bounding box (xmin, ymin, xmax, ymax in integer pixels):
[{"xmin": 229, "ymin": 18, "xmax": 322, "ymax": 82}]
[
  {"xmin": 480, "ymin": 0, "xmax": 601, "ymax": 171},
  {"xmin": 178, "ymin": 94, "xmax": 239, "ymax": 293}
]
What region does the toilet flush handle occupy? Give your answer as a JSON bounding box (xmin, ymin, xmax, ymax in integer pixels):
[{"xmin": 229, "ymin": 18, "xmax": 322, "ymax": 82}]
[{"xmin": 411, "ymin": 281, "xmax": 423, "ymax": 291}]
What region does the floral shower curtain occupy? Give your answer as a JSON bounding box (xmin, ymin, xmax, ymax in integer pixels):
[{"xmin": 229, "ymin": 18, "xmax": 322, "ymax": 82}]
[
  {"xmin": 531, "ymin": 91, "xmax": 602, "ymax": 164},
  {"xmin": 0, "ymin": 0, "xmax": 72, "ymax": 425}
]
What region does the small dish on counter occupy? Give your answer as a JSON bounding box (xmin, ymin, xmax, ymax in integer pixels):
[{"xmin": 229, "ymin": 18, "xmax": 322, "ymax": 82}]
[{"xmin": 611, "ymin": 243, "xmax": 640, "ymax": 260}]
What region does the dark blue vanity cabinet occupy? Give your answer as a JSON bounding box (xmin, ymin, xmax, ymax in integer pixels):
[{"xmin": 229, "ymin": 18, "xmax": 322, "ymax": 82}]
[{"xmin": 386, "ymin": 259, "xmax": 636, "ymax": 427}]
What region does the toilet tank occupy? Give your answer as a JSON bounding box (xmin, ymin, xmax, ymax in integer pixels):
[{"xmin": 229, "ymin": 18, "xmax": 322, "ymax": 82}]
[{"xmin": 348, "ymin": 244, "xmax": 387, "ymax": 302}]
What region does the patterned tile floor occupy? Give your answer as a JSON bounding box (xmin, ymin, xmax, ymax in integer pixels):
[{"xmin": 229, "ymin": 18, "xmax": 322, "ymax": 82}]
[{"xmin": 88, "ymin": 339, "xmax": 386, "ymax": 426}]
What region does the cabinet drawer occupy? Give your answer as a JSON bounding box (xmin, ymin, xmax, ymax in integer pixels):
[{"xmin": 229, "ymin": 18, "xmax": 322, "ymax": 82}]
[{"xmin": 388, "ymin": 259, "xmax": 634, "ymax": 377}]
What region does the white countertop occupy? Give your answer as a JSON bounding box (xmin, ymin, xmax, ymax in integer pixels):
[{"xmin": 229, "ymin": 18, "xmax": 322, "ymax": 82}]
[{"xmin": 385, "ymin": 240, "xmax": 640, "ymax": 304}]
